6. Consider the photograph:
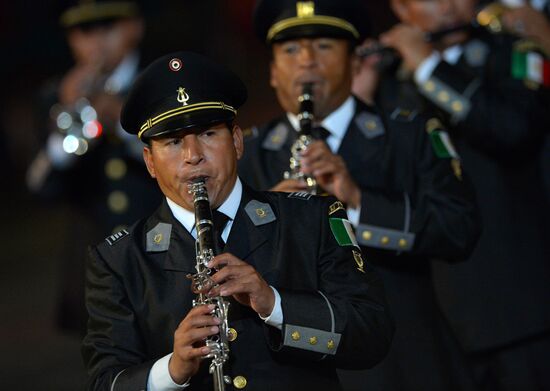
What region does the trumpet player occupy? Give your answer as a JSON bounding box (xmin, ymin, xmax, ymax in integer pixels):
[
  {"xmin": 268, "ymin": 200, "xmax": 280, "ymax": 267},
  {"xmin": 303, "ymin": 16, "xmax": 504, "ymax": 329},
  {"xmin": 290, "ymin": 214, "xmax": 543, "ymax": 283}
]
[
  {"xmin": 378, "ymin": 0, "xmax": 550, "ymax": 389},
  {"xmin": 239, "ymin": 1, "xmax": 480, "ymax": 389},
  {"xmin": 82, "ymin": 51, "xmax": 394, "ymax": 391},
  {"xmin": 25, "ymin": 0, "xmax": 161, "ymax": 336}
]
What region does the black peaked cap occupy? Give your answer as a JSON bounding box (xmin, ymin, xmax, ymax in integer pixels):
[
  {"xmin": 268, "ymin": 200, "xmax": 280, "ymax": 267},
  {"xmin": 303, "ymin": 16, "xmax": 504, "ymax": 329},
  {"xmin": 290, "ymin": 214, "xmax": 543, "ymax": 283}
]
[
  {"xmin": 60, "ymin": 0, "xmax": 140, "ymax": 28},
  {"xmin": 253, "ymin": 0, "xmax": 371, "ymax": 44},
  {"xmin": 121, "ymin": 51, "xmax": 247, "ymax": 141}
]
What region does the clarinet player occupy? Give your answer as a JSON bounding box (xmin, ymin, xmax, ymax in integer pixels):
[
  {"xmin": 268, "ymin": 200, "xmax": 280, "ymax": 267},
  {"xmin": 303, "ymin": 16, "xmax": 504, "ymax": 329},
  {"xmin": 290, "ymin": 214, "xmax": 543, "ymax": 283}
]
[{"xmin": 82, "ymin": 51, "xmax": 393, "ymax": 391}]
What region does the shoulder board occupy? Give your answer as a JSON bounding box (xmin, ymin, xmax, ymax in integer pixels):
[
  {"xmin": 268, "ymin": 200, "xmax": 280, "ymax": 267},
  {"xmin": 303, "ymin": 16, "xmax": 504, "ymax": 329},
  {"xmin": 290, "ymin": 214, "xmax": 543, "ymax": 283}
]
[
  {"xmin": 287, "ymin": 191, "xmax": 312, "ymax": 201},
  {"xmin": 105, "ymin": 229, "xmax": 129, "ymax": 246},
  {"xmin": 390, "ymin": 107, "xmax": 418, "ymax": 122}
]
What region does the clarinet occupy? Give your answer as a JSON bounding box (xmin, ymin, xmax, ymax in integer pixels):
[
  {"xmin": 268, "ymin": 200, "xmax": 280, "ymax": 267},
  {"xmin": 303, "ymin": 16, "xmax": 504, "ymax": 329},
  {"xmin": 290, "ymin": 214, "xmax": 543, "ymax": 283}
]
[
  {"xmin": 187, "ymin": 178, "xmax": 231, "ymax": 391},
  {"xmin": 284, "ymin": 82, "xmax": 319, "ymax": 194}
]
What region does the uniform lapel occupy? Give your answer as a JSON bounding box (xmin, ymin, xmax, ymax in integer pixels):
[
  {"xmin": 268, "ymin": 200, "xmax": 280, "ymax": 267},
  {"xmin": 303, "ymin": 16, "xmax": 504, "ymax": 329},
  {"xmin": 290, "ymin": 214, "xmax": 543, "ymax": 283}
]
[
  {"xmin": 224, "ymin": 185, "xmax": 274, "ymax": 274},
  {"xmin": 147, "ymin": 200, "xmax": 197, "ymax": 273}
]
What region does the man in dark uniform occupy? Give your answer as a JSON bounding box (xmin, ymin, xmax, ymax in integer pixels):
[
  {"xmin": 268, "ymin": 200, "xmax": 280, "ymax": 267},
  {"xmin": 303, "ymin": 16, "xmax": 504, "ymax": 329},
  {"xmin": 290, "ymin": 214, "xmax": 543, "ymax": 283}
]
[
  {"xmin": 82, "ymin": 51, "xmax": 393, "ymax": 391},
  {"xmin": 239, "ymin": 1, "xmax": 480, "ymax": 390},
  {"xmin": 380, "ymin": 0, "xmax": 550, "ymax": 389},
  {"xmin": 25, "ymin": 0, "xmax": 161, "ymax": 334}
]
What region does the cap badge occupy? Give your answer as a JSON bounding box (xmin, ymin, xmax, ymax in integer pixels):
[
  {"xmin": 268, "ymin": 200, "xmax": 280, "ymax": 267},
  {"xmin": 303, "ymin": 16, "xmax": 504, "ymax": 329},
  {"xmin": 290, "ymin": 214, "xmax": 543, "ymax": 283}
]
[
  {"xmin": 169, "ymin": 58, "xmax": 182, "ymax": 72},
  {"xmin": 177, "ymin": 87, "xmax": 190, "ymax": 106},
  {"xmin": 297, "ymin": 1, "xmax": 315, "ymax": 18}
]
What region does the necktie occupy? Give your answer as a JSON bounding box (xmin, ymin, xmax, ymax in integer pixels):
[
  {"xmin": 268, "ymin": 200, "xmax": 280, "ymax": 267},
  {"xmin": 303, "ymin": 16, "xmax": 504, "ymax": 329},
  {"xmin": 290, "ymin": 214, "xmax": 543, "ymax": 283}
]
[
  {"xmin": 312, "ymin": 126, "xmax": 331, "ymax": 141},
  {"xmin": 212, "ymin": 209, "xmax": 230, "ymax": 253}
]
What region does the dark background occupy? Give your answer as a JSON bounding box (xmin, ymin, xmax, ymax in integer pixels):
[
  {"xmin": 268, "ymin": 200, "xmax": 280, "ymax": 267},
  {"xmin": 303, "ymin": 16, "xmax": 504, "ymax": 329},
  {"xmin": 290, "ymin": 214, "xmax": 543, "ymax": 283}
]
[{"xmin": 0, "ymin": 1, "xmax": 395, "ymax": 389}]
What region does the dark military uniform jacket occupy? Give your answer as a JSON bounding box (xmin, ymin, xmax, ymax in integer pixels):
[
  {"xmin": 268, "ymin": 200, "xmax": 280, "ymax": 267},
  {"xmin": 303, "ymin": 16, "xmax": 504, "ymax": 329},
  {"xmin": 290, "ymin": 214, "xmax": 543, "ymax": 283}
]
[
  {"xmin": 239, "ymin": 97, "xmax": 480, "ymax": 389},
  {"xmin": 82, "ymin": 185, "xmax": 393, "ymax": 391},
  {"xmin": 239, "ymin": 96, "xmax": 480, "ymax": 262},
  {"xmin": 378, "ymin": 30, "xmax": 550, "ymax": 353}
]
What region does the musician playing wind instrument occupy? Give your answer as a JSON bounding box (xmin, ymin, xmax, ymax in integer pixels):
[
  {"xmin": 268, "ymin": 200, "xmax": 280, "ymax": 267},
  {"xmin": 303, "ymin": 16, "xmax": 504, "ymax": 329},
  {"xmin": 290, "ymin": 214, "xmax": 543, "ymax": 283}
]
[
  {"xmin": 378, "ymin": 0, "xmax": 550, "ymax": 389},
  {"xmin": 238, "ymin": 1, "xmax": 482, "ymax": 390},
  {"xmin": 82, "ymin": 51, "xmax": 393, "ymax": 391}
]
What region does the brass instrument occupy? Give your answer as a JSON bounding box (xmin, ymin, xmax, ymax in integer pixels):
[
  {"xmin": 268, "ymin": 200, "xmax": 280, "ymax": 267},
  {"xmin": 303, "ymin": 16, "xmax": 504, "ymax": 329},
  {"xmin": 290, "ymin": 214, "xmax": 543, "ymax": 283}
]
[
  {"xmin": 187, "ymin": 178, "xmax": 231, "ymax": 391},
  {"xmin": 283, "ymin": 82, "xmax": 319, "ymax": 194}
]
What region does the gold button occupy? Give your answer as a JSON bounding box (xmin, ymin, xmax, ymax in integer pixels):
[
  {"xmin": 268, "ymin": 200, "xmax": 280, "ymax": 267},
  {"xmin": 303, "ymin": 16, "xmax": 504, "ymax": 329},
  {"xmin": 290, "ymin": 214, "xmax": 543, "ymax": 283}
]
[
  {"xmin": 451, "ymin": 100, "xmax": 464, "ymax": 113},
  {"xmin": 362, "ymin": 231, "xmax": 372, "ymax": 241},
  {"xmin": 108, "ymin": 191, "xmax": 129, "ymax": 213},
  {"xmin": 291, "ymin": 331, "xmax": 301, "ymax": 341},
  {"xmin": 438, "ymin": 91, "xmax": 450, "ymax": 102},
  {"xmin": 309, "ymin": 336, "xmax": 318, "ymax": 345},
  {"xmin": 398, "ymin": 238, "xmax": 407, "ymax": 248},
  {"xmin": 227, "ymin": 327, "xmax": 238, "ymax": 342},
  {"xmin": 380, "ymin": 236, "xmax": 390, "ymax": 245},
  {"xmin": 424, "ymin": 81, "xmax": 436, "ymax": 92},
  {"xmin": 105, "ymin": 158, "xmax": 127, "ymax": 180},
  {"xmin": 327, "ymin": 339, "xmax": 335, "ymax": 350},
  {"xmin": 233, "ymin": 375, "xmax": 247, "ymax": 389},
  {"xmin": 451, "ymin": 100, "xmax": 463, "ymax": 112}
]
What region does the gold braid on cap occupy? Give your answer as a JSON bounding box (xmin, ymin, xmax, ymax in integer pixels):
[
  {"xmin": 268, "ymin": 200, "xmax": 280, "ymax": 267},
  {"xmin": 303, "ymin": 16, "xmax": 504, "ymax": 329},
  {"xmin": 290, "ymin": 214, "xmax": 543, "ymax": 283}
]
[
  {"xmin": 138, "ymin": 101, "xmax": 237, "ymax": 139},
  {"xmin": 267, "ymin": 15, "xmax": 359, "ymax": 42},
  {"xmin": 60, "ymin": 1, "xmax": 139, "ymax": 28}
]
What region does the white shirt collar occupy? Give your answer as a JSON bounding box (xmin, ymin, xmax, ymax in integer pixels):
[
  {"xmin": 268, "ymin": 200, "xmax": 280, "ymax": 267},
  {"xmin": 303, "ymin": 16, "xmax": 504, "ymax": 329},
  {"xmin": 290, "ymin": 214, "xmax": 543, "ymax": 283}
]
[
  {"xmin": 286, "ymin": 95, "xmax": 355, "ymax": 152},
  {"xmin": 166, "ymin": 177, "xmax": 242, "ymax": 236},
  {"xmin": 104, "ymin": 51, "xmax": 140, "ymax": 94},
  {"xmin": 442, "ymin": 44, "xmax": 463, "ymax": 65}
]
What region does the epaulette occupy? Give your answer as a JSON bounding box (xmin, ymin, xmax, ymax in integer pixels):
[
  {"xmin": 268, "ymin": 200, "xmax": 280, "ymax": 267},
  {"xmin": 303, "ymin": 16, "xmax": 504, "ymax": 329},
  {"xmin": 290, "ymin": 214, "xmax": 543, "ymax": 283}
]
[
  {"xmin": 105, "ymin": 229, "xmax": 129, "ymax": 246},
  {"xmin": 390, "ymin": 107, "xmax": 418, "ymax": 122},
  {"xmin": 287, "ymin": 191, "xmax": 312, "ymax": 201}
]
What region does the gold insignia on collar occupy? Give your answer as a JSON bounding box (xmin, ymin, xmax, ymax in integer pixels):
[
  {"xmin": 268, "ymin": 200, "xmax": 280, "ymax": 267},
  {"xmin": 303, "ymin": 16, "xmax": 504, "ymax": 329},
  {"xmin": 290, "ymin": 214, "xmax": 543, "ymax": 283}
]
[
  {"xmin": 297, "ymin": 1, "xmax": 315, "ymax": 18},
  {"xmin": 329, "ymin": 201, "xmax": 345, "ymax": 215},
  {"xmin": 176, "ymin": 87, "xmax": 190, "ymax": 106},
  {"xmin": 154, "ymin": 233, "xmax": 163, "ymax": 244},
  {"xmin": 256, "ymin": 208, "xmax": 266, "ymax": 218},
  {"xmin": 352, "ymin": 250, "xmax": 365, "ymax": 273}
]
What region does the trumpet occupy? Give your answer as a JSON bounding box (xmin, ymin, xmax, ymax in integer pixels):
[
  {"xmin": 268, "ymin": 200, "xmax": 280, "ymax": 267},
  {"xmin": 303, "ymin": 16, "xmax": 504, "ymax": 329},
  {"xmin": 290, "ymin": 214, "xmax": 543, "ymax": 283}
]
[
  {"xmin": 283, "ymin": 82, "xmax": 319, "ymax": 194},
  {"xmin": 187, "ymin": 178, "xmax": 231, "ymax": 391}
]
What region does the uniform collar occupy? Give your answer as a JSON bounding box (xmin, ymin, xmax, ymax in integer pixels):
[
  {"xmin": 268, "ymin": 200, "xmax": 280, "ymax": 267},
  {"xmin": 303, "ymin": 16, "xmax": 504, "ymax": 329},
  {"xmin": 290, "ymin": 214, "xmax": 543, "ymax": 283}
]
[
  {"xmin": 104, "ymin": 51, "xmax": 140, "ymax": 94},
  {"xmin": 166, "ymin": 177, "xmax": 243, "ymax": 235}
]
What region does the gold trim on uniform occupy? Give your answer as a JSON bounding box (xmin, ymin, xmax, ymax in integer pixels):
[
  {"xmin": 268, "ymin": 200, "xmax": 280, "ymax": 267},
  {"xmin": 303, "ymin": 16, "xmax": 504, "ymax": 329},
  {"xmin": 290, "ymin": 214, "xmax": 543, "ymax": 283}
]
[
  {"xmin": 138, "ymin": 101, "xmax": 237, "ymax": 139},
  {"xmin": 352, "ymin": 250, "xmax": 365, "ymax": 273},
  {"xmin": 297, "ymin": 1, "xmax": 315, "ymax": 18},
  {"xmin": 60, "ymin": 2, "xmax": 139, "ymax": 28},
  {"xmin": 267, "ymin": 15, "xmax": 359, "ymax": 42},
  {"xmin": 328, "ymin": 201, "xmax": 345, "ymax": 215}
]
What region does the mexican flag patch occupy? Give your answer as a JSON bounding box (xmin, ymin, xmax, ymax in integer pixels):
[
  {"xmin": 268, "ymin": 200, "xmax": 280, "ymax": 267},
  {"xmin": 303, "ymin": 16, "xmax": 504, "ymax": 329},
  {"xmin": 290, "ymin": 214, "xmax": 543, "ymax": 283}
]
[
  {"xmin": 429, "ymin": 130, "xmax": 459, "ymax": 159},
  {"xmin": 329, "ymin": 218, "xmax": 358, "ymax": 247},
  {"xmin": 512, "ymin": 49, "xmax": 550, "ymax": 87}
]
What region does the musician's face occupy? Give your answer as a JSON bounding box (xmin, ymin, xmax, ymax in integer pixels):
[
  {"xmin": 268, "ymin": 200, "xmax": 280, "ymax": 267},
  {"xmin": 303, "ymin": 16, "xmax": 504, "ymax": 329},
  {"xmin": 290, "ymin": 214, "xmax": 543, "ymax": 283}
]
[
  {"xmin": 143, "ymin": 123, "xmax": 243, "ymax": 211},
  {"xmin": 67, "ymin": 18, "xmax": 143, "ymax": 72},
  {"xmin": 270, "ymin": 37, "xmax": 355, "ymax": 120},
  {"xmin": 391, "ymin": 0, "xmax": 477, "ymax": 44}
]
